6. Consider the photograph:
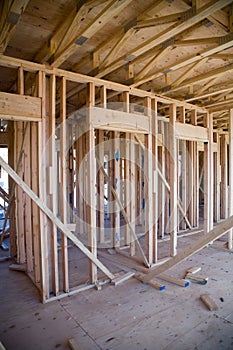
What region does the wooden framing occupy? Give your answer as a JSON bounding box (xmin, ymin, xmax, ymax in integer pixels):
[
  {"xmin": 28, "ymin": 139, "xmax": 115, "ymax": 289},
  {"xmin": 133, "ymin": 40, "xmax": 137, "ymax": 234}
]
[
  {"xmin": 0, "ymin": 55, "xmax": 231, "ymax": 303},
  {"xmin": 0, "ymin": 92, "xmax": 42, "ymax": 121}
]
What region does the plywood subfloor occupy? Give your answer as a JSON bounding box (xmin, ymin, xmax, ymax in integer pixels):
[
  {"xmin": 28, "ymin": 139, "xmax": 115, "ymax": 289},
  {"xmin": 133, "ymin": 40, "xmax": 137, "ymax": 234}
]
[{"xmin": 0, "ymin": 241, "xmax": 233, "ymax": 350}]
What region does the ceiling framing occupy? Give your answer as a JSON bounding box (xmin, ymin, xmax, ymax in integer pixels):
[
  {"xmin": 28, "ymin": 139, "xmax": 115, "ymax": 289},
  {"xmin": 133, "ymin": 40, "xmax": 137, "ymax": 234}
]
[{"xmin": 0, "ymin": 0, "xmax": 233, "ymax": 130}]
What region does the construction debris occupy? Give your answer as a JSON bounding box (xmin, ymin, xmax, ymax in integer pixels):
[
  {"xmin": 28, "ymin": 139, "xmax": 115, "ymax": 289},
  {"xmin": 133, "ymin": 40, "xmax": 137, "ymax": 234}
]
[
  {"xmin": 158, "ymin": 273, "xmax": 190, "ymax": 287},
  {"xmin": 186, "ymin": 266, "xmax": 202, "ymax": 274},
  {"xmin": 185, "ymin": 273, "xmax": 208, "ymax": 285},
  {"xmin": 111, "ymin": 272, "xmax": 135, "ymax": 286},
  {"xmin": 200, "ymin": 294, "xmax": 218, "ymax": 311},
  {"xmin": 135, "ymin": 274, "xmax": 166, "ymax": 291}
]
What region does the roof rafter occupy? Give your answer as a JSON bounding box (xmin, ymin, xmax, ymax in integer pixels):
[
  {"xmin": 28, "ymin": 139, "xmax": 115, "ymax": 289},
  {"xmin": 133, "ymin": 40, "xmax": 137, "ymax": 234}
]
[
  {"xmin": 171, "ymin": 58, "xmax": 208, "ymax": 88},
  {"xmin": 162, "ymin": 64, "xmax": 233, "ymax": 95},
  {"xmin": 185, "ymin": 84, "xmax": 233, "ymax": 101},
  {"xmin": 0, "ymin": 0, "xmax": 29, "ymax": 54},
  {"xmin": 51, "ymin": 0, "xmax": 134, "ymax": 68},
  {"xmin": 95, "ymin": 0, "xmax": 233, "ymax": 79},
  {"xmin": 34, "ymin": 0, "xmax": 108, "ymax": 63},
  {"xmin": 132, "ymin": 32, "xmax": 233, "ymax": 88},
  {"xmin": 99, "ymin": 0, "xmax": 165, "ymax": 69}
]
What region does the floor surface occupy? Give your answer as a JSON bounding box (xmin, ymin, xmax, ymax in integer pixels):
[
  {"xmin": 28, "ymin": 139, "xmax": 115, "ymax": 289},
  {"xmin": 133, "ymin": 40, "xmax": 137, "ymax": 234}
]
[{"xmin": 0, "ymin": 243, "xmax": 233, "ymax": 350}]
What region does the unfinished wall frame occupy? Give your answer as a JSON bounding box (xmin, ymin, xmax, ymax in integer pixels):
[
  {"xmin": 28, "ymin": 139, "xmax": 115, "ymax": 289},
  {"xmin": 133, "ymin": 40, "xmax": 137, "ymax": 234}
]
[{"xmin": 0, "ymin": 55, "xmax": 231, "ymax": 303}]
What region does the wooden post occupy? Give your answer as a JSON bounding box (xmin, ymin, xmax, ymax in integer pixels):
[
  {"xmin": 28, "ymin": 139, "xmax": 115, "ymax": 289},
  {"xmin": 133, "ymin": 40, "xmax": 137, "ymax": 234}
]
[
  {"xmin": 144, "ymin": 97, "xmax": 153, "ymax": 264},
  {"xmin": 129, "ymin": 133, "xmax": 136, "ymax": 256},
  {"xmin": 209, "ymin": 113, "xmax": 214, "ymax": 231},
  {"xmin": 228, "ymin": 109, "xmax": 233, "ymax": 250},
  {"xmin": 213, "ymin": 132, "xmax": 220, "ymax": 222},
  {"xmin": 7, "ymin": 121, "xmax": 17, "ymax": 257},
  {"xmin": 49, "ymin": 74, "xmax": 59, "ymax": 295},
  {"xmin": 96, "ymin": 129, "xmax": 105, "ymax": 244},
  {"xmin": 31, "ymin": 121, "xmax": 40, "ymax": 283},
  {"xmin": 122, "ymin": 92, "xmax": 131, "ymax": 246},
  {"xmin": 220, "ymin": 134, "xmax": 228, "ymax": 220},
  {"xmin": 151, "ymin": 98, "xmax": 158, "ymax": 263},
  {"xmin": 38, "ymin": 71, "xmax": 50, "ymax": 301},
  {"xmin": 204, "ymin": 140, "xmax": 209, "ymax": 234},
  {"xmin": 60, "ymin": 76, "xmax": 69, "ymax": 292},
  {"xmin": 124, "ymin": 132, "xmax": 130, "ymax": 245},
  {"xmin": 187, "ymin": 141, "xmax": 194, "ymax": 227},
  {"xmin": 24, "ymin": 121, "xmax": 33, "ymax": 273},
  {"xmin": 113, "ymin": 130, "xmax": 121, "ymax": 247},
  {"xmin": 169, "ymin": 104, "xmax": 177, "ymax": 256},
  {"xmin": 204, "ymin": 113, "xmax": 213, "ymax": 234},
  {"xmin": 164, "ymin": 122, "xmax": 170, "ymax": 234},
  {"xmin": 86, "ymin": 82, "xmax": 97, "ymax": 283},
  {"xmin": 181, "ymin": 140, "xmax": 187, "ymax": 230},
  {"xmin": 193, "ymin": 141, "xmax": 199, "ymax": 227},
  {"xmin": 16, "ymin": 67, "xmax": 25, "ymax": 264}
]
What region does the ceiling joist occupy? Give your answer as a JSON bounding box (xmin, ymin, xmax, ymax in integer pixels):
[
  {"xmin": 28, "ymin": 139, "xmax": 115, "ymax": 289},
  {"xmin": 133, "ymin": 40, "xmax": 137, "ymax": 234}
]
[
  {"xmin": 51, "ymin": 0, "xmax": 134, "ymax": 68},
  {"xmin": 94, "ymin": 0, "xmax": 233, "ymax": 79},
  {"xmin": 0, "ymin": 0, "xmax": 29, "ymax": 54}
]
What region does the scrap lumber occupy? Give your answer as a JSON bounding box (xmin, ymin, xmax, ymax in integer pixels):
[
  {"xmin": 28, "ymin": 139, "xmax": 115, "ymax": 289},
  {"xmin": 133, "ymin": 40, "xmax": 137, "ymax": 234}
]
[
  {"xmin": 158, "ymin": 273, "xmax": 190, "ymax": 287},
  {"xmin": 143, "ymin": 215, "xmax": 233, "ymax": 283},
  {"xmin": 200, "ymin": 294, "xmax": 218, "ymax": 311},
  {"xmin": 185, "ymin": 273, "xmax": 208, "ymax": 285},
  {"xmin": 186, "ymin": 266, "xmax": 202, "ymax": 274},
  {"xmin": 68, "ymin": 338, "xmax": 83, "ymax": 350},
  {"xmin": 135, "ymin": 273, "xmax": 166, "ymax": 291},
  {"xmin": 111, "ymin": 271, "xmax": 135, "ymax": 286},
  {"xmin": 0, "ymin": 156, "xmax": 115, "ymax": 281}
]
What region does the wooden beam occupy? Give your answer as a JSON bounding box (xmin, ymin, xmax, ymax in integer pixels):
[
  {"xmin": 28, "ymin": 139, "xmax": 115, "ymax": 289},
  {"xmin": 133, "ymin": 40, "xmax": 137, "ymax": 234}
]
[
  {"xmin": 52, "ymin": 0, "xmax": 133, "ymax": 67},
  {"xmin": 169, "ymin": 104, "xmax": 177, "ymax": 257},
  {"xmin": 143, "ymin": 214, "xmax": 233, "ymax": 282},
  {"xmin": 134, "ymin": 11, "xmax": 189, "ymax": 29},
  {"xmin": 135, "ymin": 47, "xmax": 171, "ymax": 81},
  {"xmin": 60, "ymin": 77, "xmax": 69, "ymax": 292},
  {"xmin": 0, "ymin": 155, "xmax": 116, "ymax": 281},
  {"xmin": 186, "ymin": 85, "xmax": 233, "ymax": 102},
  {"xmin": 0, "ymin": 54, "xmax": 207, "ymax": 113},
  {"xmin": 35, "ymin": 0, "xmax": 108, "ymax": 63},
  {"xmin": 24, "ymin": 122, "xmax": 33, "ymax": 273},
  {"xmin": 30, "ymin": 122, "xmax": 40, "ymax": 283},
  {"xmin": 90, "ymin": 106, "xmax": 150, "ymax": 133},
  {"xmin": 220, "ymin": 134, "xmax": 228, "ymax": 220},
  {"xmin": 172, "ymin": 59, "xmax": 208, "ymax": 88},
  {"xmin": 49, "ymin": 74, "xmax": 59, "ymax": 296},
  {"xmin": 0, "ymin": 0, "xmax": 29, "ymax": 53},
  {"xmin": 162, "ymin": 63, "xmax": 233, "ymax": 95},
  {"xmin": 144, "ymin": 97, "xmax": 153, "ymax": 264},
  {"xmin": 151, "ymin": 99, "xmax": 158, "ymax": 263},
  {"xmin": 175, "ymin": 122, "xmax": 208, "ymax": 142},
  {"xmin": 86, "ymin": 82, "xmax": 98, "ymax": 283},
  {"xmin": 0, "ymin": 92, "xmax": 42, "ymax": 122},
  {"xmin": 96, "ymin": 0, "xmax": 233, "ymax": 80}
]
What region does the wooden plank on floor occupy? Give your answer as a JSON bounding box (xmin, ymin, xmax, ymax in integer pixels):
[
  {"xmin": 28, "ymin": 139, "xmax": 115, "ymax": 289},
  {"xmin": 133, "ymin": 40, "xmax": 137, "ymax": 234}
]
[
  {"xmin": 158, "ymin": 273, "xmax": 190, "ymax": 287},
  {"xmin": 200, "ymin": 294, "xmax": 218, "ymax": 311},
  {"xmin": 135, "ymin": 273, "xmax": 166, "ymax": 291},
  {"xmin": 111, "ymin": 271, "xmax": 135, "ymax": 285},
  {"xmin": 68, "ymin": 338, "xmax": 83, "ymax": 350},
  {"xmin": 143, "ymin": 215, "xmax": 233, "ymax": 283}
]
